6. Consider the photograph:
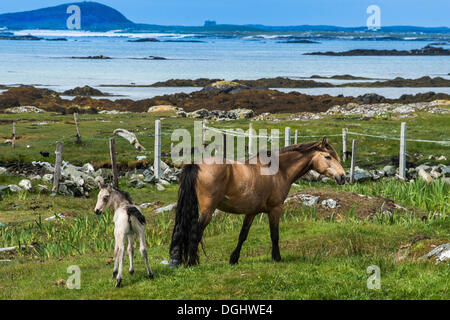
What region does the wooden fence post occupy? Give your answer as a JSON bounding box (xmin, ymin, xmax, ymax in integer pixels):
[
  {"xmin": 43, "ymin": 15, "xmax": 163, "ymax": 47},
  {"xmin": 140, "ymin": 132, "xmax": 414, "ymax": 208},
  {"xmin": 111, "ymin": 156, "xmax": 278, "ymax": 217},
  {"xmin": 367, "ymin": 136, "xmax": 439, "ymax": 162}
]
[
  {"xmin": 350, "ymin": 139, "xmax": 357, "ymax": 183},
  {"xmin": 285, "ymin": 127, "xmax": 291, "ymax": 147},
  {"xmin": 74, "ymin": 113, "xmax": 81, "ymax": 143},
  {"xmin": 52, "ymin": 142, "xmax": 64, "ymax": 194},
  {"xmin": 109, "ymin": 138, "xmax": 119, "ymax": 188},
  {"xmin": 342, "ymin": 128, "xmax": 348, "ymax": 162},
  {"xmin": 294, "ymin": 129, "xmax": 298, "ymax": 145},
  {"xmin": 399, "ymin": 122, "xmax": 407, "ymax": 180},
  {"xmin": 12, "ymin": 122, "xmax": 16, "ymax": 149},
  {"xmin": 154, "ymin": 119, "xmax": 161, "ymax": 181}
]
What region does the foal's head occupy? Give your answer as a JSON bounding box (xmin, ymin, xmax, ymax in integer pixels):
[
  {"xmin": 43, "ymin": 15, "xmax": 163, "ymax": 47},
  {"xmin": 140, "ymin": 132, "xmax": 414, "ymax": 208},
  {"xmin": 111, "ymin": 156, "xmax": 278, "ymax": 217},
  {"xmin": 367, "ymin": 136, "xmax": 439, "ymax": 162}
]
[
  {"xmin": 94, "ymin": 184, "xmax": 114, "ymax": 215},
  {"xmin": 309, "ymin": 137, "xmax": 346, "ymax": 185}
]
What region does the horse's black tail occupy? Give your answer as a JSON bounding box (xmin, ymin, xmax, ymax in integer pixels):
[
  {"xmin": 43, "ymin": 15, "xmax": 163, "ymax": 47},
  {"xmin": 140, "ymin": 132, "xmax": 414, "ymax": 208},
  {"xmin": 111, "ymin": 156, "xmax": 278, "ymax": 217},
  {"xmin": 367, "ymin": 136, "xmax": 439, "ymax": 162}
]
[{"xmin": 169, "ymin": 164, "xmax": 200, "ymax": 267}]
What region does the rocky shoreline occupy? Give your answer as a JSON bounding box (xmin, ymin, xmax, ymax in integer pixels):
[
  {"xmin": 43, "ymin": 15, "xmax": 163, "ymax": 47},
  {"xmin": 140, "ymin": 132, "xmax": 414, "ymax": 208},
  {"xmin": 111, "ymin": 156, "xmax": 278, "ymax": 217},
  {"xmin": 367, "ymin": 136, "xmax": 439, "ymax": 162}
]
[
  {"xmin": 305, "ymin": 45, "xmax": 450, "ymax": 56},
  {"xmin": 1, "ymin": 82, "xmax": 450, "ymax": 115}
]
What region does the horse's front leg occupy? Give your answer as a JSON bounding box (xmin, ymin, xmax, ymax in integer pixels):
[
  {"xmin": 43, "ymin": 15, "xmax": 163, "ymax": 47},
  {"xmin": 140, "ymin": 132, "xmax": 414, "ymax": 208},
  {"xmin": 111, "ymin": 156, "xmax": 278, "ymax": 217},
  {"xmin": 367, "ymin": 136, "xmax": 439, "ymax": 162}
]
[
  {"xmin": 268, "ymin": 206, "xmax": 282, "ymax": 262},
  {"xmin": 230, "ymin": 214, "xmax": 256, "ymax": 265}
]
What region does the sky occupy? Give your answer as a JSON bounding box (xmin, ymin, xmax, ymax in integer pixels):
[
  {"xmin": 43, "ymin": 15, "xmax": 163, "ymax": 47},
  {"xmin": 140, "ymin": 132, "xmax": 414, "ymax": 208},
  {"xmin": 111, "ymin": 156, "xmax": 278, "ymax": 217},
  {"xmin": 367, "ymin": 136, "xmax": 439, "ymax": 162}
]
[{"xmin": 0, "ymin": 0, "xmax": 449, "ymax": 27}]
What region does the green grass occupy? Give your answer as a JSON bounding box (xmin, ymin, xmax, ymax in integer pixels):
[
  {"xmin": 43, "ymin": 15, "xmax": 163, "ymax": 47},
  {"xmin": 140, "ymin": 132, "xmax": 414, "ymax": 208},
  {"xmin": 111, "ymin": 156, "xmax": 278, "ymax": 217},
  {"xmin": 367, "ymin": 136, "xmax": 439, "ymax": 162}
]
[
  {"xmin": 0, "ymin": 111, "xmax": 449, "ymax": 169},
  {"xmin": 0, "ymin": 111, "xmax": 449, "ymax": 299}
]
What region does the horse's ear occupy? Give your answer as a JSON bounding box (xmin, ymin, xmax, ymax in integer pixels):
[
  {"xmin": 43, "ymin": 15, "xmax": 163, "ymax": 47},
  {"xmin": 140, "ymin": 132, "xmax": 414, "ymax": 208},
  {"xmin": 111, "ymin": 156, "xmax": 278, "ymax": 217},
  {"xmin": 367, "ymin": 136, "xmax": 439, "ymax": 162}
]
[
  {"xmin": 321, "ymin": 137, "xmax": 328, "ymax": 147},
  {"xmin": 106, "ymin": 184, "xmax": 113, "ymax": 191},
  {"xmin": 95, "ymin": 176, "xmax": 105, "ymax": 189}
]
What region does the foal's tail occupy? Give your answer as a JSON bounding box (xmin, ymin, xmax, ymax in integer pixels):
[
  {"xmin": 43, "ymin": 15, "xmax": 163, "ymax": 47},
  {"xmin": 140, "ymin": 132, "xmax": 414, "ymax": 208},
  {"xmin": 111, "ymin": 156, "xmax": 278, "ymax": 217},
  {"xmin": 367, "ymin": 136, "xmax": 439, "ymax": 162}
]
[{"xmin": 169, "ymin": 164, "xmax": 200, "ymax": 267}]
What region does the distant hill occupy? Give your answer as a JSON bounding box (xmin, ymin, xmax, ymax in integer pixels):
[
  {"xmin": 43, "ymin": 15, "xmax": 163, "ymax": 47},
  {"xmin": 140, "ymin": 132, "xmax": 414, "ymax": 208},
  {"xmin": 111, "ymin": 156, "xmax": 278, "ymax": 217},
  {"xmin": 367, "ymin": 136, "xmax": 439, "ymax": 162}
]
[
  {"xmin": 0, "ymin": 1, "xmax": 448, "ymax": 34},
  {"xmin": 0, "ymin": 1, "xmax": 135, "ymax": 30}
]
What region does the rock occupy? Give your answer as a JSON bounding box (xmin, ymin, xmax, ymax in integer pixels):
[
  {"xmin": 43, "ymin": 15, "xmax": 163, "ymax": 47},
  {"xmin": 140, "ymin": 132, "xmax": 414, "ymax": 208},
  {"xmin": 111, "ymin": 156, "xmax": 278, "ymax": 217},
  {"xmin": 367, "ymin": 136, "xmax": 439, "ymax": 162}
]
[
  {"xmin": 45, "ymin": 214, "xmax": 65, "ymax": 221},
  {"xmin": 321, "ymin": 199, "xmax": 339, "ymax": 209},
  {"xmin": 5, "ymin": 106, "xmax": 45, "ymax": 113},
  {"xmin": 156, "ymin": 183, "xmax": 165, "ymax": 191},
  {"xmin": 63, "ymin": 86, "xmax": 107, "ymax": 96},
  {"xmin": 430, "ymin": 170, "xmax": 442, "ymax": 179},
  {"xmin": 28, "ymin": 175, "xmax": 41, "ymax": 180},
  {"xmin": 148, "ymin": 105, "xmax": 178, "ymax": 113},
  {"xmin": 0, "ymin": 167, "xmax": 7, "ymax": 175},
  {"xmin": 353, "ymin": 167, "xmax": 372, "ymax": 182},
  {"xmin": 356, "ymin": 93, "xmax": 385, "ymax": 104},
  {"xmin": 37, "ymin": 184, "xmax": 50, "ymax": 192},
  {"xmin": 81, "ymin": 163, "xmax": 95, "ymax": 174},
  {"xmin": 143, "ymin": 175, "xmax": 156, "ymax": 183},
  {"xmin": 420, "ymin": 243, "xmax": 450, "ymax": 262},
  {"xmin": 418, "ymin": 168, "xmax": 433, "ymax": 183},
  {"xmin": 159, "ymin": 179, "xmax": 170, "ymax": 186},
  {"xmin": 228, "ymin": 108, "xmax": 255, "ymax": 119},
  {"xmin": 94, "ymin": 168, "xmax": 113, "ymax": 182},
  {"xmin": 441, "ymin": 166, "xmax": 450, "ymax": 177},
  {"xmin": 202, "ymin": 81, "xmax": 250, "ymax": 94},
  {"xmin": 188, "ymin": 108, "xmax": 210, "ymax": 119},
  {"xmin": 416, "ymin": 164, "xmax": 431, "ymax": 172},
  {"xmin": 382, "ymin": 165, "xmax": 396, "ymax": 177},
  {"xmin": 18, "ymin": 179, "xmax": 32, "ymax": 191},
  {"xmin": 302, "ymin": 170, "xmax": 321, "ymax": 182},
  {"xmin": 42, "ymin": 174, "xmax": 54, "ymax": 183},
  {"xmin": 437, "ymin": 155, "xmax": 447, "ymax": 161},
  {"xmin": 154, "ymin": 203, "xmax": 177, "ymax": 213},
  {"xmin": 127, "ymin": 179, "xmax": 146, "ymax": 189},
  {"xmin": 285, "ymin": 194, "xmax": 319, "ymax": 207},
  {"xmin": 8, "ymin": 185, "xmax": 22, "ymax": 193}
]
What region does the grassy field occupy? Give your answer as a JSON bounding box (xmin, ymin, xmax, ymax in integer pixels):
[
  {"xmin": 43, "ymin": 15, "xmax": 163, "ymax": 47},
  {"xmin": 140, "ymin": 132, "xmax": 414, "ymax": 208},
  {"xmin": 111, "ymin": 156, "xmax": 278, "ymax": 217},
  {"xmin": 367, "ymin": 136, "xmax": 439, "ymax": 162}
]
[{"xmin": 0, "ymin": 111, "xmax": 449, "ymax": 299}]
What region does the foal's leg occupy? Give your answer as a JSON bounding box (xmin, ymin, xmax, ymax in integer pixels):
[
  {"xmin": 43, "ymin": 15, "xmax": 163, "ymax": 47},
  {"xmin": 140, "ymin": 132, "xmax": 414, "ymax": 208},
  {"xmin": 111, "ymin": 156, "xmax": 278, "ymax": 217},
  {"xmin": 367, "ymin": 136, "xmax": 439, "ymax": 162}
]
[
  {"xmin": 112, "ymin": 242, "xmax": 119, "ymax": 278},
  {"xmin": 230, "ymin": 214, "xmax": 256, "ymax": 265},
  {"xmin": 138, "ymin": 227, "xmax": 153, "ymax": 279},
  {"xmin": 127, "ymin": 234, "xmax": 135, "ymax": 275},
  {"xmin": 268, "ymin": 207, "xmax": 282, "ymax": 262},
  {"xmin": 115, "ymin": 231, "xmax": 126, "ymax": 288}
]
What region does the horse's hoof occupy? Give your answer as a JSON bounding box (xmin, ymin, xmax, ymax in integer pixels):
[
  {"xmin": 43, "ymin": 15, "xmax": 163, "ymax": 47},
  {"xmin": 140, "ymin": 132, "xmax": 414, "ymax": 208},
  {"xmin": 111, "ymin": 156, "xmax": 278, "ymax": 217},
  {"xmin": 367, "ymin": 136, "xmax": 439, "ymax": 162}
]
[
  {"xmin": 169, "ymin": 259, "xmax": 180, "ymax": 268},
  {"xmin": 148, "ymin": 273, "xmax": 154, "ymax": 280},
  {"xmin": 115, "ymin": 278, "xmax": 122, "ymax": 288},
  {"xmin": 273, "ymin": 256, "xmax": 282, "ymax": 262},
  {"xmin": 129, "ymin": 269, "xmax": 134, "ymax": 275},
  {"xmin": 112, "ymin": 271, "xmax": 118, "ymax": 279}
]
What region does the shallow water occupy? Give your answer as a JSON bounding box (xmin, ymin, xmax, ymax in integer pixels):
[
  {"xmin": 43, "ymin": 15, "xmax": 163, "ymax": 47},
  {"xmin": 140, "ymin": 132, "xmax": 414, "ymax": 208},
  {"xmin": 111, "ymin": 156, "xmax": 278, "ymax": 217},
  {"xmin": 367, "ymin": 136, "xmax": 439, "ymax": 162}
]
[{"xmin": 1, "ymin": 31, "xmax": 449, "ymax": 98}]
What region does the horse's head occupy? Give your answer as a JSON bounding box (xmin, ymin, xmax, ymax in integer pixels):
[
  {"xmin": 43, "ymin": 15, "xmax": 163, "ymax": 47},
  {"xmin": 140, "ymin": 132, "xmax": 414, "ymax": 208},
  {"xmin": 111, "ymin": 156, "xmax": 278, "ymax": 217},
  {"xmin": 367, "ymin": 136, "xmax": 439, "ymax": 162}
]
[
  {"xmin": 310, "ymin": 137, "xmax": 346, "ymax": 185},
  {"xmin": 94, "ymin": 180, "xmax": 113, "ymax": 215}
]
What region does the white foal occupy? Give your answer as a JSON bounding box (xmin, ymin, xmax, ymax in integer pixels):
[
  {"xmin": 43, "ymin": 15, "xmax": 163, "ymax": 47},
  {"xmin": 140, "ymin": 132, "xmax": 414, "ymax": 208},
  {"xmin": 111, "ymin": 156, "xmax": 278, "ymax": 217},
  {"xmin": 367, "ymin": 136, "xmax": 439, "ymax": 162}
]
[{"xmin": 94, "ymin": 184, "xmax": 153, "ymax": 288}]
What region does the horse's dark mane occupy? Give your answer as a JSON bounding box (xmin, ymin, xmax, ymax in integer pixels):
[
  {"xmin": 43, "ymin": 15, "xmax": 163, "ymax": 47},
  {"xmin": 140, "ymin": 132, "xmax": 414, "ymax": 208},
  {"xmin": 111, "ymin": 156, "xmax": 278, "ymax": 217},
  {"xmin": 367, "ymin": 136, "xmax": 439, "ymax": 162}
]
[
  {"xmin": 256, "ymin": 140, "xmax": 339, "ymax": 160},
  {"xmin": 114, "ymin": 188, "xmax": 133, "ymax": 204}
]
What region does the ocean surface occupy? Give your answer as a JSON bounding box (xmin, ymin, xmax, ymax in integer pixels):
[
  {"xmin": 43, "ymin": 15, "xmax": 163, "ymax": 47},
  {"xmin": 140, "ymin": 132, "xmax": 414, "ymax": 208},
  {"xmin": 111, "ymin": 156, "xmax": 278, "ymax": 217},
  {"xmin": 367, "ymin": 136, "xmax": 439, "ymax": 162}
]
[{"xmin": 1, "ymin": 30, "xmax": 449, "ymax": 99}]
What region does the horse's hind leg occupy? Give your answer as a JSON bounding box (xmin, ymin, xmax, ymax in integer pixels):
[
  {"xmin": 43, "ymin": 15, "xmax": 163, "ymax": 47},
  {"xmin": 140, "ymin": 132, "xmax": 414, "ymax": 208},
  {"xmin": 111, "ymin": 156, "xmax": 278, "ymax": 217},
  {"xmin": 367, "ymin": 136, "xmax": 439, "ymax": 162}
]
[
  {"xmin": 138, "ymin": 228, "xmax": 153, "ymax": 279},
  {"xmin": 268, "ymin": 207, "xmax": 282, "ymax": 262},
  {"xmin": 115, "ymin": 232, "xmax": 126, "ymax": 287},
  {"xmin": 230, "ymin": 214, "xmax": 256, "ymax": 265},
  {"xmin": 127, "ymin": 234, "xmax": 135, "ymax": 275}
]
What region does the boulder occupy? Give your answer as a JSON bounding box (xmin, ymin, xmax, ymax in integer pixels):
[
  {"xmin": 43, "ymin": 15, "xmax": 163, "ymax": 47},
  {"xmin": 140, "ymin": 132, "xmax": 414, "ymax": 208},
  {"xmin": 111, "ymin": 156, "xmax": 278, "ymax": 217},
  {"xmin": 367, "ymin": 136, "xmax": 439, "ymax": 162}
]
[
  {"xmin": 302, "ymin": 170, "xmax": 321, "ymax": 182},
  {"xmin": 0, "ymin": 167, "xmax": 7, "ymax": 175},
  {"xmin": 5, "ymin": 106, "xmax": 45, "ymax": 113},
  {"xmin": 321, "ymin": 199, "xmax": 339, "ymax": 209},
  {"xmin": 18, "ymin": 179, "xmax": 32, "ymax": 191},
  {"xmin": 148, "ymin": 105, "xmax": 178, "ymax": 113},
  {"xmin": 353, "ymin": 167, "xmax": 372, "ymax": 182},
  {"xmin": 382, "ymin": 165, "xmax": 396, "ymax": 177},
  {"xmin": 202, "ymin": 81, "xmax": 250, "ymax": 94},
  {"xmin": 81, "ymin": 163, "xmax": 95, "ymax": 174},
  {"xmin": 418, "ymin": 168, "xmax": 433, "ymax": 183},
  {"xmin": 42, "ymin": 173, "xmax": 54, "ymax": 183},
  {"xmin": 156, "ymin": 183, "xmax": 165, "ymax": 191},
  {"xmin": 442, "ymin": 166, "xmax": 450, "ymax": 177},
  {"xmin": 420, "ymin": 243, "xmax": 450, "ymax": 263},
  {"xmin": 228, "ymin": 108, "xmax": 255, "ymax": 119},
  {"xmin": 8, "ymin": 185, "xmax": 22, "ymax": 193}
]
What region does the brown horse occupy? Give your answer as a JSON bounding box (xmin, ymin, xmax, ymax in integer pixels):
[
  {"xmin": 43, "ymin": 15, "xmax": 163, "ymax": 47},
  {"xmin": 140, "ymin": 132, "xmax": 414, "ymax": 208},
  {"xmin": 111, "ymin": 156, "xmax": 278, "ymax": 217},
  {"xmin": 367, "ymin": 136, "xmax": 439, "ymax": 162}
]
[{"xmin": 169, "ymin": 137, "xmax": 346, "ymax": 267}]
